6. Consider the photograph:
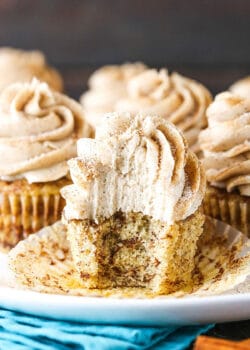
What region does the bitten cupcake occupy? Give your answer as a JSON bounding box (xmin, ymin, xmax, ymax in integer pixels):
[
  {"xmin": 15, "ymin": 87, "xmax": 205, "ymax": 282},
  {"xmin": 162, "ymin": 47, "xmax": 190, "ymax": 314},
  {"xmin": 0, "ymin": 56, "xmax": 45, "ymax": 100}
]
[
  {"xmin": 0, "ymin": 78, "xmax": 91, "ymax": 250},
  {"xmin": 0, "ymin": 47, "xmax": 63, "ymax": 92},
  {"xmin": 230, "ymin": 76, "xmax": 250, "ymax": 99},
  {"xmin": 115, "ymin": 69, "xmax": 212, "ymax": 154},
  {"xmin": 80, "ymin": 62, "xmax": 147, "ymax": 128},
  {"xmin": 199, "ymin": 92, "xmax": 250, "ymax": 236},
  {"xmin": 61, "ymin": 113, "xmax": 206, "ymax": 294}
]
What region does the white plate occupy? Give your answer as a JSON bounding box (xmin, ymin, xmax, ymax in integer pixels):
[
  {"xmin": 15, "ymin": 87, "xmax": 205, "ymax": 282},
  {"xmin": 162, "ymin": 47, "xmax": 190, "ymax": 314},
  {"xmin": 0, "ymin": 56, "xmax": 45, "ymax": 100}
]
[
  {"xmin": 0, "ymin": 283, "xmax": 250, "ymax": 326},
  {"xmin": 0, "ymin": 253, "xmax": 250, "ymax": 326}
]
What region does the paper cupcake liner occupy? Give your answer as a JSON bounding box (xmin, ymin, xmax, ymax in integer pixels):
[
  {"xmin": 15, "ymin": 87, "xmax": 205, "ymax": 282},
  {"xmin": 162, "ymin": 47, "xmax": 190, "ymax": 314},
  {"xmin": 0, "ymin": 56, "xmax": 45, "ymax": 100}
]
[
  {"xmin": 203, "ymin": 185, "xmax": 250, "ymax": 237},
  {"xmin": 7, "ymin": 218, "xmax": 250, "ymax": 298},
  {"xmin": 0, "ymin": 178, "xmax": 70, "ymax": 250}
]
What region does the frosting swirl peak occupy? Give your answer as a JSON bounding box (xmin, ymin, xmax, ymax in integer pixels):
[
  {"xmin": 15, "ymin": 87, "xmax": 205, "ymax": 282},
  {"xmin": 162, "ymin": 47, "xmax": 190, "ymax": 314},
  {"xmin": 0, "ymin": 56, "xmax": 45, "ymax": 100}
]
[
  {"xmin": 0, "ymin": 79, "xmax": 91, "ymax": 183},
  {"xmin": 62, "ymin": 113, "xmax": 205, "ymax": 224},
  {"xmin": 115, "ymin": 69, "xmax": 212, "ymax": 153},
  {"xmin": 199, "ymin": 92, "xmax": 250, "ymax": 196},
  {"xmin": 230, "ymin": 76, "xmax": 250, "ymax": 99}
]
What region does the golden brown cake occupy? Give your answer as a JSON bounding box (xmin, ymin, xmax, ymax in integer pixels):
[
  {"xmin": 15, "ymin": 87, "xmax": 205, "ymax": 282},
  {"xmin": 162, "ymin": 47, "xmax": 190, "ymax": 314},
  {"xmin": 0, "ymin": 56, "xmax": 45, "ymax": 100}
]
[
  {"xmin": 0, "ymin": 79, "xmax": 92, "ymax": 250},
  {"xmin": 61, "ymin": 113, "xmax": 206, "ymax": 294},
  {"xmin": 115, "ymin": 69, "xmax": 212, "ymax": 154},
  {"xmin": 0, "ymin": 47, "xmax": 63, "ymax": 92},
  {"xmin": 80, "ymin": 62, "xmax": 147, "ymax": 128},
  {"xmin": 199, "ymin": 92, "xmax": 250, "ymax": 236}
]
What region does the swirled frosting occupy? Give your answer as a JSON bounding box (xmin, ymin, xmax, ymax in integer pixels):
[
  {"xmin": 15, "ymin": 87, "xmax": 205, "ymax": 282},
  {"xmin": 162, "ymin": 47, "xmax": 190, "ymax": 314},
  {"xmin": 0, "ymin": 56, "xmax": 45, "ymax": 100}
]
[
  {"xmin": 0, "ymin": 47, "xmax": 63, "ymax": 92},
  {"xmin": 80, "ymin": 62, "xmax": 147, "ymax": 128},
  {"xmin": 115, "ymin": 69, "xmax": 212, "ymax": 153},
  {"xmin": 62, "ymin": 113, "xmax": 205, "ymax": 224},
  {"xmin": 230, "ymin": 76, "xmax": 250, "ymax": 99},
  {"xmin": 199, "ymin": 92, "xmax": 250, "ymax": 196},
  {"xmin": 0, "ymin": 79, "xmax": 91, "ymax": 183}
]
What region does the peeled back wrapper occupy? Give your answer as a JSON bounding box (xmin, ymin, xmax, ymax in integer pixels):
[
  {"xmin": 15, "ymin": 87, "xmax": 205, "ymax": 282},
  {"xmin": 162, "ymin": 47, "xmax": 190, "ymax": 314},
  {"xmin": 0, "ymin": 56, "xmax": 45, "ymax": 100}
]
[{"xmin": 6, "ymin": 217, "xmax": 250, "ymax": 298}]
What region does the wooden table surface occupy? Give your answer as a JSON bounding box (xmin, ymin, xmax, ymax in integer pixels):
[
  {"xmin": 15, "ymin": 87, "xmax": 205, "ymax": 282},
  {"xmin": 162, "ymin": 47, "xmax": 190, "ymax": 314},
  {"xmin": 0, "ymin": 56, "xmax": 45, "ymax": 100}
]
[{"xmin": 65, "ymin": 64, "xmax": 250, "ymax": 348}]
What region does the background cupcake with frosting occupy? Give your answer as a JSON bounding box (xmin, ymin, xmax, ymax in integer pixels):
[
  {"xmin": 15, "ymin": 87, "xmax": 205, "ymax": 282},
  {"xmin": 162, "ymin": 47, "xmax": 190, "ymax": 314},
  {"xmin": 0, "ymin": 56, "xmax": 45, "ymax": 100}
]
[
  {"xmin": 0, "ymin": 47, "xmax": 63, "ymax": 92},
  {"xmin": 0, "ymin": 78, "xmax": 91, "ymax": 250},
  {"xmin": 80, "ymin": 62, "xmax": 147, "ymax": 129},
  {"xmin": 199, "ymin": 91, "xmax": 250, "ymax": 236},
  {"xmin": 115, "ymin": 69, "xmax": 212, "ymax": 154}
]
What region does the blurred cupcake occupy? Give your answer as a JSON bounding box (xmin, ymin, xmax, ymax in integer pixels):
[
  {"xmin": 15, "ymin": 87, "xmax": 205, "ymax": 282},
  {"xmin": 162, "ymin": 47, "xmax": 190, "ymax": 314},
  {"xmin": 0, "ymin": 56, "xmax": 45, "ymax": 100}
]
[
  {"xmin": 115, "ymin": 69, "xmax": 212, "ymax": 154},
  {"xmin": 80, "ymin": 62, "xmax": 147, "ymax": 128},
  {"xmin": 0, "ymin": 78, "xmax": 91, "ymax": 250},
  {"xmin": 0, "ymin": 47, "xmax": 63, "ymax": 92},
  {"xmin": 230, "ymin": 76, "xmax": 250, "ymax": 99},
  {"xmin": 199, "ymin": 92, "xmax": 250, "ymax": 236}
]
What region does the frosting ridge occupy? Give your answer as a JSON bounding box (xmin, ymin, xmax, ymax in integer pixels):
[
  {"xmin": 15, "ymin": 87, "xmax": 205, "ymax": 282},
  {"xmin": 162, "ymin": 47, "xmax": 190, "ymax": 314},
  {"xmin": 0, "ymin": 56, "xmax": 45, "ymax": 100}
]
[
  {"xmin": 199, "ymin": 92, "xmax": 250, "ymax": 196},
  {"xmin": 230, "ymin": 76, "xmax": 250, "ymax": 99}
]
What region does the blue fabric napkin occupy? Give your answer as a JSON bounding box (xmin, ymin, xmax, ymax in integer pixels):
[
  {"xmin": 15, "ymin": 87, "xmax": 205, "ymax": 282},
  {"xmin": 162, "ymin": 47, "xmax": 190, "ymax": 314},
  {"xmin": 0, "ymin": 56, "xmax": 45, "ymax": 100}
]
[{"xmin": 0, "ymin": 309, "xmax": 213, "ymax": 350}]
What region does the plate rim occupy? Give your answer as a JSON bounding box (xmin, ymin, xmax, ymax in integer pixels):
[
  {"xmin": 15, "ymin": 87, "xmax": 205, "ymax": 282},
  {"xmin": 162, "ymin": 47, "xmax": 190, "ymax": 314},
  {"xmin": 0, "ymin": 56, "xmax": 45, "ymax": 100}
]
[
  {"xmin": 1, "ymin": 285, "xmax": 250, "ymax": 325},
  {"xmin": 1, "ymin": 284, "xmax": 250, "ymax": 305}
]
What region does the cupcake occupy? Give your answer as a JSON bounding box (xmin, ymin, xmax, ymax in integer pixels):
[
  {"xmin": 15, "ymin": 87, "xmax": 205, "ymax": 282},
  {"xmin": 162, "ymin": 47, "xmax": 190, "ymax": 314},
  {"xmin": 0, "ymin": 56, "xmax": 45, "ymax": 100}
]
[
  {"xmin": 199, "ymin": 92, "xmax": 250, "ymax": 236},
  {"xmin": 0, "ymin": 78, "xmax": 91, "ymax": 250},
  {"xmin": 80, "ymin": 62, "xmax": 147, "ymax": 128},
  {"xmin": 230, "ymin": 76, "xmax": 250, "ymax": 99},
  {"xmin": 0, "ymin": 47, "xmax": 63, "ymax": 92},
  {"xmin": 115, "ymin": 69, "xmax": 212, "ymax": 154},
  {"xmin": 61, "ymin": 113, "xmax": 206, "ymax": 294}
]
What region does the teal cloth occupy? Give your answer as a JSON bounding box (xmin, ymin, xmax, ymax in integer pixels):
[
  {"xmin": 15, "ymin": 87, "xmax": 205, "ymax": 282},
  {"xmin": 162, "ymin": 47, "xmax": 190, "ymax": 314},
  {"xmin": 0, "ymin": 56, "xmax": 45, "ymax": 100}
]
[{"xmin": 0, "ymin": 309, "xmax": 213, "ymax": 350}]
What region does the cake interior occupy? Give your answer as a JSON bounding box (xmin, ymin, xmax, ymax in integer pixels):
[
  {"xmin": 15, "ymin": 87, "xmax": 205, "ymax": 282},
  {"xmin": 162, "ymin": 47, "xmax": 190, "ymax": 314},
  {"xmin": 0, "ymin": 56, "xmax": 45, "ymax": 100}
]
[{"xmin": 67, "ymin": 209, "xmax": 204, "ymax": 294}]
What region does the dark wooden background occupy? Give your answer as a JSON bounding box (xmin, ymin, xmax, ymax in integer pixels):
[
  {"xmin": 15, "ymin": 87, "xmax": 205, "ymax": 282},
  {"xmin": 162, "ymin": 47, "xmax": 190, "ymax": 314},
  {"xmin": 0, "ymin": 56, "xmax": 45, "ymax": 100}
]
[
  {"xmin": 1, "ymin": 0, "xmax": 250, "ymax": 97},
  {"xmin": 1, "ymin": 0, "xmax": 250, "ymax": 65},
  {"xmin": 0, "ymin": 0, "xmax": 249, "ymax": 346}
]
